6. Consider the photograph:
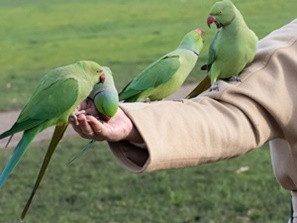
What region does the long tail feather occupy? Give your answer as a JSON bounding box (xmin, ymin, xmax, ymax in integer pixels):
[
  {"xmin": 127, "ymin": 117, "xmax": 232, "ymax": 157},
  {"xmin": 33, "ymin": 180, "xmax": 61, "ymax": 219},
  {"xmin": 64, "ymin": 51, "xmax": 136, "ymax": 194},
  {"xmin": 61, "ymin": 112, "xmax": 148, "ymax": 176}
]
[
  {"xmin": 185, "ymin": 76, "xmax": 211, "ymax": 99},
  {"xmin": 5, "ymin": 135, "xmax": 14, "ymax": 148},
  {"xmin": 67, "ymin": 140, "xmax": 95, "ymax": 166},
  {"xmin": 20, "ymin": 123, "xmax": 68, "ymax": 221},
  {"xmin": 0, "ymin": 128, "xmax": 39, "ymax": 188},
  {"xmin": 0, "ymin": 129, "xmax": 15, "ymax": 141}
]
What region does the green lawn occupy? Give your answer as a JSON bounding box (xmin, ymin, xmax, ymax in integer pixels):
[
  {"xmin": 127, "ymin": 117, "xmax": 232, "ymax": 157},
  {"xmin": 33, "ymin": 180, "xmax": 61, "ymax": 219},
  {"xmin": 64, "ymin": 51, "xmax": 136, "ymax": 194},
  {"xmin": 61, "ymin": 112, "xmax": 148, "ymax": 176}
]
[
  {"xmin": 0, "ymin": 0, "xmax": 296, "ymax": 222},
  {"xmin": 0, "ymin": 139, "xmax": 289, "ymax": 223}
]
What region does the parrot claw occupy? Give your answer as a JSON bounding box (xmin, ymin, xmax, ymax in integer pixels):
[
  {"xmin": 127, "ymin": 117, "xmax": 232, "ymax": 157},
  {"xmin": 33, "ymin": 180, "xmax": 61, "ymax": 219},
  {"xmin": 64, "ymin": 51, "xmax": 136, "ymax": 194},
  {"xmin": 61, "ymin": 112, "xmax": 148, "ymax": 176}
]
[
  {"xmin": 173, "ymin": 99, "xmax": 185, "ymax": 103},
  {"xmin": 210, "ymin": 82, "xmax": 219, "ymax": 91},
  {"xmin": 141, "ymin": 98, "xmax": 151, "ymax": 103},
  {"xmin": 71, "ymin": 110, "xmax": 86, "ymax": 125},
  {"xmin": 229, "ymin": 75, "xmax": 242, "ymax": 83}
]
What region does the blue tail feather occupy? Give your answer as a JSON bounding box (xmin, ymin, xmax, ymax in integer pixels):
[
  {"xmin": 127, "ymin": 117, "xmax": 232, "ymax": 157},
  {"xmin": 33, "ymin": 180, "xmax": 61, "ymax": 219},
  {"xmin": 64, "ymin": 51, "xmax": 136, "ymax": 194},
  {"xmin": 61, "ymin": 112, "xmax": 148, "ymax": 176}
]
[{"xmin": 0, "ymin": 128, "xmax": 39, "ymax": 188}]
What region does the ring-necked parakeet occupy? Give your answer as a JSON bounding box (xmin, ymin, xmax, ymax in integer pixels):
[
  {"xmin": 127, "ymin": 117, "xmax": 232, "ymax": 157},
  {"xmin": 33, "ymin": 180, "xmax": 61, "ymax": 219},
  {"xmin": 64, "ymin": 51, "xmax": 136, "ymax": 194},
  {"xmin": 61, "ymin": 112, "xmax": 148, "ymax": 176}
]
[
  {"xmin": 119, "ymin": 28, "xmax": 204, "ymax": 102},
  {"xmin": 186, "ymin": 0, "xmax": 258, "ymax": 98},
  {"xmin": 0, "ymin": 61, "xmax": 106, "ymax": 220},
  {"xmin": 89, "ymin": 66, "xmax": 119, "ymax": 122},
  {"xmin": 68, "ymin": 66, "xmax": 119, "ymax": 165}
]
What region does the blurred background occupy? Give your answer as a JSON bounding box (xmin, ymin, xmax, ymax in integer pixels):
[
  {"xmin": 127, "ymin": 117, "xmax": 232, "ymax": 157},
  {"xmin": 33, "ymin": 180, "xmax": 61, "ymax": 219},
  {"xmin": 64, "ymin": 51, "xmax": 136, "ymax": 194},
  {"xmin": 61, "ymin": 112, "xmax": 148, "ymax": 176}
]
[{"xmin": 0, "ymin": 0, "xmax": 296, "ymax": 222}]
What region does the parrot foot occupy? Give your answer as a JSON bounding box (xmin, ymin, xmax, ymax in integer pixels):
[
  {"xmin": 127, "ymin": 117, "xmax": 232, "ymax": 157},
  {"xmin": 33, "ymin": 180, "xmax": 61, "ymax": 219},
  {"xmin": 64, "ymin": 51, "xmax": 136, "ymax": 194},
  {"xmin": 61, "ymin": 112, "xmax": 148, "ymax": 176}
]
[
  {"xmin": 173, "ymin": 99, "xmax": 185, "ymax": 103},
  {"xmin": 71, "ymin": 110, "xmax": 86, "ymax": 125},
  {"xmin": 141, "ymin": 98, "xmax": 151, "ymax": 103},
  {"xmin": 209, "ymin": 82, "xmax": 219, "ymax": 91},
  {"xmin": 229, "ymin": 75, "xmax": 242, "ymax": 83}
]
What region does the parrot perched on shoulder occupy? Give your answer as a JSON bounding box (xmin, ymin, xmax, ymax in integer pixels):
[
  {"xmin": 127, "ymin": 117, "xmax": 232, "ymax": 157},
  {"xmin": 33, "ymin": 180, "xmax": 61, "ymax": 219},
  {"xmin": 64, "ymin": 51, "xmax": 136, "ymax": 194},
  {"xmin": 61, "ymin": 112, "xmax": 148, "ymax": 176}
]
[
  {"xmin": 0, "ymin": 60, "xmax": 106, "ymax": 220},
  {"xmin": 119, "ymin": 28, "xmax": 204, "ymax": 102},
  {"xmin": 68, "ymin": 66, "xmax": 119, "ymax": 165},
  {"xmin": 186, "ymin": 0, "xmax": 258, "ymax": 98}
]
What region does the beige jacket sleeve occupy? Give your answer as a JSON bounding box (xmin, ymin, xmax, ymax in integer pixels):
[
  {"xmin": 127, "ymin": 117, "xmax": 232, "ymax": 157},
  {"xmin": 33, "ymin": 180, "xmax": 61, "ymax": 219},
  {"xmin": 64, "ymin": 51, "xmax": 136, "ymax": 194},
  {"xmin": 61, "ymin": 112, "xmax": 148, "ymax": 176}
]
[{"xmin": 108, "ymin": 19, "xmax": 297, "ymax": 190}]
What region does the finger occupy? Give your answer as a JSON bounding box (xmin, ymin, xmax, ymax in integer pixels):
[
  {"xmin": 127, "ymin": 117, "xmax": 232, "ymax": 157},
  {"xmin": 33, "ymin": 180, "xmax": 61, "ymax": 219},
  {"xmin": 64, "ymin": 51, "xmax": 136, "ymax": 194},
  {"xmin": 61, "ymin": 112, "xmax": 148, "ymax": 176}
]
[
  {"xmin": 68, "ymin": 115, "xmax": 91, "ymax": 139},
  {"xmin": 75, "ymin": 115, "xmax": 96, "ymax": 139},
  {"xmin": 87, "ymin": 116, "xmax": 107, "ymax": 141}
]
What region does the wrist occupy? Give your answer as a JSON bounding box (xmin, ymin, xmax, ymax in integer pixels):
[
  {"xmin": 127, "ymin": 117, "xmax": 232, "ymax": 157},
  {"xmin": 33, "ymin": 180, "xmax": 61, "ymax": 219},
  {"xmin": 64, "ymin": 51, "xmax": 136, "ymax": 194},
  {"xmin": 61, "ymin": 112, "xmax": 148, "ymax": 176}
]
[{"xmin": 125, "ymin": 122, "xmax": 144, "ymax": 144}]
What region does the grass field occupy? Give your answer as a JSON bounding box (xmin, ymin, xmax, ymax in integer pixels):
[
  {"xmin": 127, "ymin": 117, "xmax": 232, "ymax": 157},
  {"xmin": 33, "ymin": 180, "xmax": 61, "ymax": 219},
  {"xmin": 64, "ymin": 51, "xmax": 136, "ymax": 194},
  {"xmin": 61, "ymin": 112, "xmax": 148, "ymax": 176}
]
[
  {"xmin": 0, "ymin": 0, "xmax": 296, "ymax": 222},
  {"xmin": 0, "ymin": 139, "xmax": 289, "ymax": 223}
]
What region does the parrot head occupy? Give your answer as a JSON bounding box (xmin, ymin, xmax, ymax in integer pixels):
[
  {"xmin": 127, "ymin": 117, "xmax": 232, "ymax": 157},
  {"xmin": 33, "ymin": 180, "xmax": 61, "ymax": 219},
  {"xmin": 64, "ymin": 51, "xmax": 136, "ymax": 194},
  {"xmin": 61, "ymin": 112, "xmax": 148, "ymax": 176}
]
[
  {"xmin": 88, "ymin": 65, "xmax": 119, "ymax": 122},
  {"xmin": 100, "ymin": 66, "xmax": 114, "ymax": 86},
  {"xmin": 178, "ymin": 28, "xmax": 204, "ymax": 55},
  {"xmin": 93, "ymin": 88, "xmax": 119, "ymax": 122},
  {"xmin": 77, "ymin": 60, "xmax": 107, "ymax": 85},
  {"xmin": 88, "ymin": 66, "xmax": 115, "ymax": 99},
  {"xmin": 207, "ymin": 0, "xmax": 236, "ymax": 28}
]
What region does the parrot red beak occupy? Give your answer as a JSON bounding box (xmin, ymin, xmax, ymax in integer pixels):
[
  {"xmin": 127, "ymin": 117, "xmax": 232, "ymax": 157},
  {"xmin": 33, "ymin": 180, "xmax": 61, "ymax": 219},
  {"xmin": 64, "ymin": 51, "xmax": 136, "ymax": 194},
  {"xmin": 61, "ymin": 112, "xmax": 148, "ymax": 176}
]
[
  {"xmin": 207, "ymin": 15, "xmax": 222, "ymax": 29},
  {"xmin": 207, "ymin": 15, "xmax": 215, "ymax": 28},
  {"xmin": 196, "ymin": 28, "xmax": 204, "ymax": 35},
  {"xmin": 99, "ymin": 72, "xmax": 105, "ymax": 84}
]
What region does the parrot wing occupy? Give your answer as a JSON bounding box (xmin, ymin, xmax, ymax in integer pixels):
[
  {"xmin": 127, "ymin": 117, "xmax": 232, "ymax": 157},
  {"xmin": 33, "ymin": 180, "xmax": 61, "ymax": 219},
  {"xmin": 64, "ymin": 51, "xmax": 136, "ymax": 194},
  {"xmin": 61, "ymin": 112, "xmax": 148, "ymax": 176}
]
[
  {"xmin": 0, "ymin": 78, "xmax": 79, "ymax": 140},
  {"xmin": 0, "ymin": 79, "xmax": 79, "ymax": 188},
  {"xmin": 19, "ymin": 77, "xmax": 79, "ymax": 121},
  {"xmin": 119, "ymin": 55, "xmax": 180, "ymax": 101}
]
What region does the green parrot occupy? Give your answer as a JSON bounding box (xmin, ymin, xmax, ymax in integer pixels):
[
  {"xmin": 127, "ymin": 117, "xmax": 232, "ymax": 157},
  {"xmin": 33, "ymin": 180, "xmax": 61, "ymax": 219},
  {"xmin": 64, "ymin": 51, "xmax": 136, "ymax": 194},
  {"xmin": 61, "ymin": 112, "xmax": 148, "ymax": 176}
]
[
  {"xmin": 68, "ymin": 66, "xmax": 119, "ymax": 165},
  {"xmin": 186, "ymin": 0, "xmax": 258, "ymax": 98},
  {"xmin": 119, "ymin": 28, "xmax": 204, "ymax": 102},
  {"xmin": 0, "ymin": 61, "xmax": 106, "ymax": 220},
  {"xmin": 89, "ymin": 66, "xmax": 119, "ymax": 122}
]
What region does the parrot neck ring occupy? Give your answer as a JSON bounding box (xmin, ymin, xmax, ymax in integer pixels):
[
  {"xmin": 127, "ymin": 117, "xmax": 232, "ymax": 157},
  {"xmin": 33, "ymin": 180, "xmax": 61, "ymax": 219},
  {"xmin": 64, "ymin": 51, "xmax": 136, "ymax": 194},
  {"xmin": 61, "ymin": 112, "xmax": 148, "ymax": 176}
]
[
  {"xmin": 93, "ymin": 90, "xmax": 105, "ymax": 99},
  {"xmin": 191, "ymin": 50, "xmax": 199, "ymax": 56}
]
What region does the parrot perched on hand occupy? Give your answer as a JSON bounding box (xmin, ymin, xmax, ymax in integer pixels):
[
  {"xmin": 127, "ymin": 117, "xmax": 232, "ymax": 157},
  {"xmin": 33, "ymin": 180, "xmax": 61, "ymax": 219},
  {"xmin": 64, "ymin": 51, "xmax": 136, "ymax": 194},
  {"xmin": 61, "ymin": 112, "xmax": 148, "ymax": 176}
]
[
  {"xmin": 186, "ymin": 0, "xmax": 258, "ymax": 98},
  {"xmin": 89, "ymin": 66, "xmax": 119, "ymax": 122},
  {"xmin": 0, "ymin": 60, "xmax": 107, "ymax": 220},
  {"xmin": 119, "ymin": 28, "xmax": 204, "ymax": 102},
  {"xmin": 68, "ymin": 66, "xmax": 119, "ymax": 165}
]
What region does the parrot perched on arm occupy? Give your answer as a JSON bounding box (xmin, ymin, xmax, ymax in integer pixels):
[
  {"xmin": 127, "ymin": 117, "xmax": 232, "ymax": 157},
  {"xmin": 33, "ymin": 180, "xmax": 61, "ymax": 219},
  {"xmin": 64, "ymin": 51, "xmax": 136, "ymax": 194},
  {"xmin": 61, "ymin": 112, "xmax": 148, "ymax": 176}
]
[
  {"xmin": 119, "ymin": 28, "xmax": 204, "ymax": 102},
  {"xmin": 186, "ymin": 0, "xmax": 258, "ymax": 98},
  {"xmin": 68, "ymin": 66, "xmax": 119, "ymax": 165},
  {"xmin": 0, "ymin": 61, "xmax": 107, "ymax": 220}
]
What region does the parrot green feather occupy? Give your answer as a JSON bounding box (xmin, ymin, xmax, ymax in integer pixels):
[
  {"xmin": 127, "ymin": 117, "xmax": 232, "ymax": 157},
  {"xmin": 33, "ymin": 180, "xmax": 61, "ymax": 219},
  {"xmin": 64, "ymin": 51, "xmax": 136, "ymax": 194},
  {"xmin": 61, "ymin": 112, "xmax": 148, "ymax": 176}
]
[
  {"xmin": 186, "ymin": 0, "xmax": 258, "ymax": 97},
  {"xmin": 0, "ymin": 60, "xmax": 106, "ymax": 220},
  {"xmin": 119, "ymin": 28, "xmax": 204, "ymax": 102}
]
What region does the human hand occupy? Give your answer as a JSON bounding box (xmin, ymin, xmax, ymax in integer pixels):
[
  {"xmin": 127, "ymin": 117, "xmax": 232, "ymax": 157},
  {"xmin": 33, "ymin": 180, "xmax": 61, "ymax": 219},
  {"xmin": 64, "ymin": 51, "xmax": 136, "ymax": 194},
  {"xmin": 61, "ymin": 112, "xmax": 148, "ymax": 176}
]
[{"xmin": 69, "ymin": 100, "xmax": 144, "ymax": 143}]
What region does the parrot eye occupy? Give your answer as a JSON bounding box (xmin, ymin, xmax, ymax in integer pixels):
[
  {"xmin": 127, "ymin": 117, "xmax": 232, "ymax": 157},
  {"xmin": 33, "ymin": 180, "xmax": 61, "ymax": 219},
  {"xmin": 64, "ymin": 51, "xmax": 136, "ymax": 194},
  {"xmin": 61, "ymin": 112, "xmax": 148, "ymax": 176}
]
[
  {"xmin": 96, "ymin": 69, "xmax": 100, "ymax": 73},
  {"xmin": 218, "ymin": 10, "xmax": 222, "ymax": 14}
]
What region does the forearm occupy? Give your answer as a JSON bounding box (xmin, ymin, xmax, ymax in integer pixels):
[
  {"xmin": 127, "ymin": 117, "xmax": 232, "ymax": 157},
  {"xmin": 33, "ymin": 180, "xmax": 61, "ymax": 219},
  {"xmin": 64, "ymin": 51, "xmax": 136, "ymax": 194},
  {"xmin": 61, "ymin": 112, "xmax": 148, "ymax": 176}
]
[{"xmin": 110, "ymin": 96, "xmax": 277, "ymax": 172}]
